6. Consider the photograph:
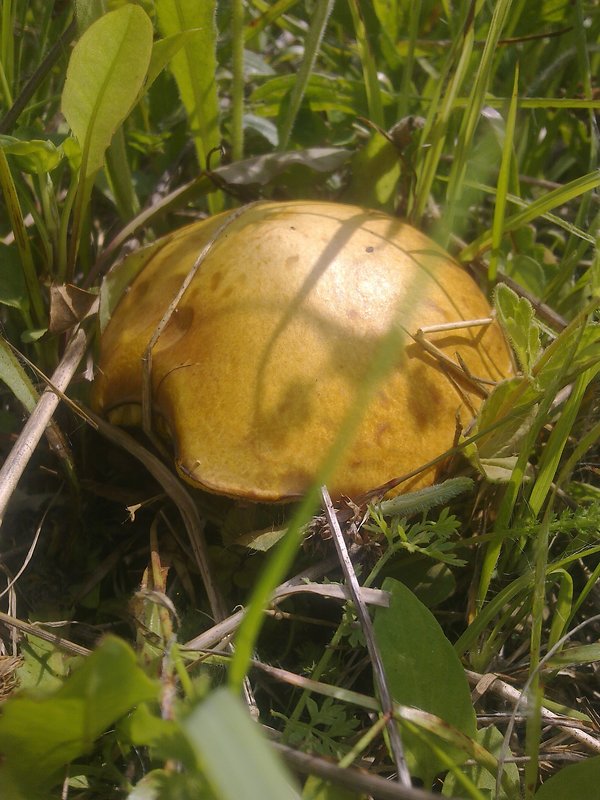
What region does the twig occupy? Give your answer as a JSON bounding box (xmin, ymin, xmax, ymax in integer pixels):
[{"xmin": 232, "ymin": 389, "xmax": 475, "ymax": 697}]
[
  {"xmin": 272, "ymin": 740, "xmax": 440, "ymax": 800},
  {"xmin": 493, "ymin": 613, "xmax": 600, "ymax": 796},
  {"xmin": 0, "ymin": 611, "xmax": 91, "ymax": 658},
  {"xmin": 183, "ymin": 581, "xmax": 390, "ymax": 651},
  {"xmin": 321, "ymin": 485, "xmax": 412, "ymax": 788},
  {"xmin": 0, "ymin": 329, "xmax": 88, "ymax": 525},
  {"xmin": 467, "ymin": 669, "xmax": 600, "ymax": 754}
]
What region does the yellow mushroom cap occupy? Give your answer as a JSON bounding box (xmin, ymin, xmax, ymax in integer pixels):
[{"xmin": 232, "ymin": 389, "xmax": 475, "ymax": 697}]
[{"xmin": 92, "ymin": 201, "xmax": 512, "ymax": 502}]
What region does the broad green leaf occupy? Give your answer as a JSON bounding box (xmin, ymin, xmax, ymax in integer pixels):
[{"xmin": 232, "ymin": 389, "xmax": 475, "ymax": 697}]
[
  {"xmin": 0, "ymin": 335, "xmax": 38, "ymax": 412},
  {"xmin": 62, "ymin": 135, "xmax": 82, "ymax": 172},
  {"xmin": 183, "ymin": 688, "xmax": 300, "ymax": 800},
  {"xmin": 155, "ymin": 0, "xmax": 220, "ymax": 174},
  {"xmin": 236, "ymin": 526, "xmax": 287, "ymax": 551},
  {"xmin": 373, "ymin": 578, "xmax": 477, "ymax": 782},
  {"xmin": 216, "ymin": 146, "xmax": 351, "ymax": 187},
  {"xmin": 20, "ymin": 327, "xmax": 47, "ymax": 344},
  {"xmin": 494, "ymin": 283, "xmax": 542, "ymax": 374},
  {"xmin": 17, "ymin": 638, "xmax": 83, "ymax": 693},
  {"xmin": 118, "ymin": 702, "xmax": 197, "ymax": 767},
  {"xmin": 475, "ymin": 456, "xmax": 520, "ymax": 483},
  {"xmin": 545, "ymin": 643, "xmax": 600, "ymax": 669},
  {"xmin": 506, "ymin": 254, "xmax": 547, "ymax": 298},
  {"xmin": 345, "ymin": 133, "xmax": 401, "ymax": 212},
  {"xmin": 244, "ymin": 113, "xmax": 279, "ymax": 146},
  {"xmin": 442, "ymin": 725, "xmax": 520, "ymax": 799},
  {"xmin": 0, "ymin": 637, "xmax": 157, "ymax": 796},
  {"xmin": 62, "ymin": 5, "xmax": 153, "ymax": 178},
  {"xmin": 389, "ymin": 561, "xmax": 457, "ymax": 608},
  {"xmin": 534, "ymin": 756, "xmax": 600, "ymax": 798},
  {"xmin": 0, "ymin": 243, "xmax": 28, "ymax": 310},
  {"xmin": 0, "ymin": 136, "xmax": 63, "ymax": 173}
]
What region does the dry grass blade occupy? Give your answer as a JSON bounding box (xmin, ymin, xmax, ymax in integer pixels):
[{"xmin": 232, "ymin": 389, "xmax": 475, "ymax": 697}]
[
  {"xmin": 84, "ymin": 409, "xmax": 228, "ymax": 623},
  {"xmin": 0, "ymin": 610, "xmax": 91, "ymax": 658},
  {"xmin": 0, "ymin": 490, "xmax": 58, "ymax": 601},
  {"xmin": 321, "ymin": 485, "xmax": 412, "ymax": 788}
]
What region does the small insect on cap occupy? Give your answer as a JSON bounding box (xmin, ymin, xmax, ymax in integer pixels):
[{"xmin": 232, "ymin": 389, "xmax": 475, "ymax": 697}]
[{"xmin": 92, "ymin": 201, "xmax": 513, "ymax": 502}]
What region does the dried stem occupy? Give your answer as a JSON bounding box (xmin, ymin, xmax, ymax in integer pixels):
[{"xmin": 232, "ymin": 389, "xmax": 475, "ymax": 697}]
[
  {"xmin": 0, "ymin": 329, "xmax": 88, "ymax": 526},
  {"xmin": 321, "ymin": 485, "xmax": 412, "ymax": 788}
]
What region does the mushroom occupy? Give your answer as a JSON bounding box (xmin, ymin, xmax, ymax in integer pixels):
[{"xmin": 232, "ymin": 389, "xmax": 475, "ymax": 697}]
[{"xmin": 92, "ymin": 201, "xmax": 512, "ymax": 502}]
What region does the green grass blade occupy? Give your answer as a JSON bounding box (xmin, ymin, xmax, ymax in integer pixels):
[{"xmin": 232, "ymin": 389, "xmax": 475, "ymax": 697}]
[
  {"xmin": 397, "ymin": 0, "xmax": 421, "ymax": 120},
  {"xmin": 451, "ymin": 96, "xmax": 600, "ymax": 110},
  {"xmin": 0, "ymin": 335, "xmax": 38, "ymax": 412},
  {"xmin": 183, "ymin": 689, "xmax": 300, "ymax": 800},
  {"xmin": 277, "ymin": 0, "xmax": 334, "ymax": 152},
  {"xmin": 231, "ymin": 0, "xmax": 245, "ymax": 160},
  {"xmin": 105, "ymin": 128, "xmax": 140, "ymax": 221},
  {"xmin": 348, "ymin": 0, "xmax": 384, "ymax": 127},
  {"xmin": 0, "ymin": 148, "xmax": 44, "ymax": 329},
  {"xmin": 455, "ymin": 544, "xmax": 600, "ymax": 659},
  {"xmin": 155, "ymin": 0, "xmax": 222, "ymax": 210},
  {"xmin": 0, "ymin": 0, "xmax": 14, "ymax": 103},
  {"xmin": 460, "ymin": 170, "xmax": 600, "ymax": 261},
  {"xmin": 244, "ymin": 0, "xmax": 300, "ymax": 43},
  {"xmin": 442, "ymin": 0, "xmax": 513, "ymax": 239},
  {"xmin": 411, "ymin": 5, "xmax": 476, "ymax": 222},
  {"xmin": 547, "ymin": 570, "xmax": 573, "ymax": 650},
  {"xmin": 528, "ymin": 367, "xmax": 598, "ymax": 517},
  {"xmin": 489, "ymin": 64, "xmax": 519, "ymax": 282}
]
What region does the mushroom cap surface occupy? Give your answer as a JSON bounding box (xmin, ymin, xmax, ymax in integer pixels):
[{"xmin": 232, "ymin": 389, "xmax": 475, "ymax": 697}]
[{"xmin": 92, "ymin": 201, "xmax": 512, "ymax": 501}]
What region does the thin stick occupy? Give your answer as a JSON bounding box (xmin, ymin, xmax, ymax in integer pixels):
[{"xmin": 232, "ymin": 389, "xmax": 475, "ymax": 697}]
[
  {"xmin": 0, "ymin": 610, "xmax": 91, "ymax": 658},
  {"xmin": 0, "ymin": 329, "xmax": 87, "ymax": 526},
  {"xmin": 183, "ymin": 582, "xmax": 391, "ymax": 652},
  {"xmin": 321, "ymin": 485, "xmax": 412, "ymax": 788},
  {"xmin": 467, "ymin": 669, "xmax": 600, "ymax": 755},
  {"xmin": 495, "ymin": 613, "xmax": 600, "ymax": 795},
  {"xmin": 272, "ymin": 740, "xmax": 439, "ymax": 800}
]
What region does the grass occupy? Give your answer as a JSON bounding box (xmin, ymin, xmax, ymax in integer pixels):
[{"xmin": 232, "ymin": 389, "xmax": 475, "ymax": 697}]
[{"xmin": 0, "ymin": 1, "xmax": 598, "ymax": 798}]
